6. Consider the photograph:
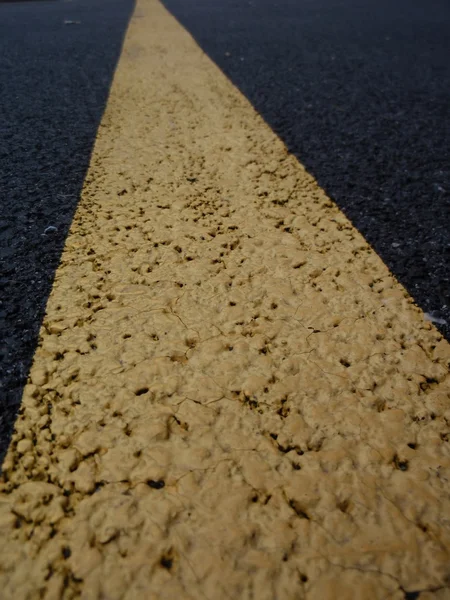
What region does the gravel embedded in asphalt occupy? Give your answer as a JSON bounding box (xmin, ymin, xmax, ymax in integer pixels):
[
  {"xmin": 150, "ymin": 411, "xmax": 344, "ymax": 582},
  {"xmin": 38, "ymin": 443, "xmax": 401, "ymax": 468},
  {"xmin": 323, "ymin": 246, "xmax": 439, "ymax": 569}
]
[
  {"xmin": 0, "ymin": 0, "xmax": 135, "ymax": 463},
  {"xmin": 163, "ymin": 0, "xmax": 450, "ymax": 338}
]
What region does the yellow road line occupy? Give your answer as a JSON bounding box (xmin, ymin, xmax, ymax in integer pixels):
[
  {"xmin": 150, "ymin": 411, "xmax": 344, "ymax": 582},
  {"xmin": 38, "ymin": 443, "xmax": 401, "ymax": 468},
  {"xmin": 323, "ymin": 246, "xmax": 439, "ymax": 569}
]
[{"xmin": 1, "ymin": 1, "xmax": 449, "ymax": 598}]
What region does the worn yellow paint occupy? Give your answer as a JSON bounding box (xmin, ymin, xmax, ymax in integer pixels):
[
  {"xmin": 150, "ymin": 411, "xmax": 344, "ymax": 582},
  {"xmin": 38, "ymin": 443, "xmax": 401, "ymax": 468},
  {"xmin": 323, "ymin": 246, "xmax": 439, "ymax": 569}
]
[{"xmin": 1, "ymin": 1, "xmax": 449, "ymax": 598}]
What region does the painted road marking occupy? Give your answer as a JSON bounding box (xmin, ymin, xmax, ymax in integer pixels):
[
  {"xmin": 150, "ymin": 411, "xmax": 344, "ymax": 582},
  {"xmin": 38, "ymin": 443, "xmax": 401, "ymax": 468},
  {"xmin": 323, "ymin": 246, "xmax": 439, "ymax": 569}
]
[{"xmin": 1, "ymin": 1, "xmax": 449, "ymax": 598}]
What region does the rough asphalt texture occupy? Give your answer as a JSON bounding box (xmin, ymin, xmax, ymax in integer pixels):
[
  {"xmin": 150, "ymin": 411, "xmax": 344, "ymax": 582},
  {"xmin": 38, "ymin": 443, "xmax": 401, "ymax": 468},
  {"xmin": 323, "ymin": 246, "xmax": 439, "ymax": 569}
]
[
  {"xmin": 162, "ymin": 0, "xmax": 450, "ymax": 335},
  {"xmin": 0, "ymin": 2, "xmax": 449, "ymax": 595},
  {"xmin": 0, "ymin": 0, "xmax": 449, "ymax": 465},
  {"xmin": 0, "ymin": 0, "xmax": 135, "ymax": 463}
]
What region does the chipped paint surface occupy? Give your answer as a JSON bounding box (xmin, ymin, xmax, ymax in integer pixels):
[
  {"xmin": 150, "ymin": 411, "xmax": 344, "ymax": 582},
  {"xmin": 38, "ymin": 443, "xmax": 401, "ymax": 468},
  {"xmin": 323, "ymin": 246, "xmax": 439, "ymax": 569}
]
[{"xmin": 1, "ymin": 1, "xmax": 449, "ymax": 598}]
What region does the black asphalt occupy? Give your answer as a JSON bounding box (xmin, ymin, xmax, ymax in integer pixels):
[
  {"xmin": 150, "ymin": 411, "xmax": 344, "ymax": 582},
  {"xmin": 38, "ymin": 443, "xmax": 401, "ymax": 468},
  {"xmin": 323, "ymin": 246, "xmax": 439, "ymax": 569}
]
[
  {"xmin": 1, "ymin": 0, "xmax": 449, "ymax": 464},
  {"xmin": 163, "ymin": 0, "xmax": 450, "ymax": 338},
  {"xmin": 0, "ymin": 0, "xmax": 135, "ymax": 463}
]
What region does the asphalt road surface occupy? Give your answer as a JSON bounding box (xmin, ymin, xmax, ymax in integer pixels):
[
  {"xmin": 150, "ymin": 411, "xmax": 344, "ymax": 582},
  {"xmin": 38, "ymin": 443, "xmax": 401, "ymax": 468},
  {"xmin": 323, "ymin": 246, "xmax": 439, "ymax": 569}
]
[
  {"xmin": 0, "ymin": 0, "xmax": 135, "ymax": 462},
  {"xmin": 0, "ymin": 1, "xmax": 449, "ymax": 597},
  {"xmin": 163, "ymin": 0, "xmax": 450, "ymax": 334},
  {"xmin": 2, "ymin": 0, "xmax": 449, "ymax": 464}
]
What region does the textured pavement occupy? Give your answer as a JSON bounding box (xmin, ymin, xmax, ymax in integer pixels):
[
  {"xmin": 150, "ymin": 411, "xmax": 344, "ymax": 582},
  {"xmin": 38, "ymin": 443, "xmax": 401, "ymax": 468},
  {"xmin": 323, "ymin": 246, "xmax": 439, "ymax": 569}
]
[
  {"xmin": 0, "ymin": 1, "xmax": 449, "ymax": 598},
  {"xmin": 163, "ymin": 0, "xmax": 450, "ymax": 337},
  {"xmin": 0, "ymin": 0, "xmax": 135, "ymax": 463}
]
